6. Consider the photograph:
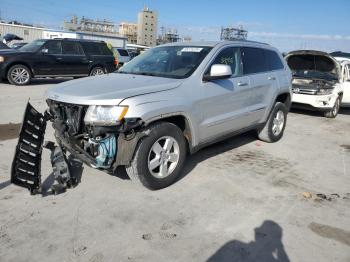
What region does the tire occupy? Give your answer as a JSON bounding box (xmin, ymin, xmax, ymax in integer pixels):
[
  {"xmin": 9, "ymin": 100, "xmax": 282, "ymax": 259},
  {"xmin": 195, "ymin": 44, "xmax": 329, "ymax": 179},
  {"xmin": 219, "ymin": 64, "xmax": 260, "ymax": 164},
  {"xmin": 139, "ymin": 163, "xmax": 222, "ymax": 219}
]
[
  {"xmin": 126, "ymin": 122, "xmax": 187, "ymax": 190},
  {"xmin": 258, "ymin": 102, "xmax": 288, "ymax": 143},
  {"xmin": 7, "ymin": 64, "xmax": 31, "ymax": 85},
  {"xmin": 89, "ymin": 66, "xmax": 105, "ymax": 76},
  {"xmin": 324, "ymin": 96, "xmax": 340, "ymax": 118}
]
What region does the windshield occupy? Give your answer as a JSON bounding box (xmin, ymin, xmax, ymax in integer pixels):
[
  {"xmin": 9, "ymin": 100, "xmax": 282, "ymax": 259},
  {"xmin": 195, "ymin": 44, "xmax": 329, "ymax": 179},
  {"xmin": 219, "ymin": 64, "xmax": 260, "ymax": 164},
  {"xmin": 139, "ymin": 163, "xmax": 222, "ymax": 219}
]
[
  {"xmin": 19, "ymin": 39, "xmax": 46, "ymax": 52},
  {"xmin": 118, "ymin": 45, "xmax": 212, "ymax": 79}
]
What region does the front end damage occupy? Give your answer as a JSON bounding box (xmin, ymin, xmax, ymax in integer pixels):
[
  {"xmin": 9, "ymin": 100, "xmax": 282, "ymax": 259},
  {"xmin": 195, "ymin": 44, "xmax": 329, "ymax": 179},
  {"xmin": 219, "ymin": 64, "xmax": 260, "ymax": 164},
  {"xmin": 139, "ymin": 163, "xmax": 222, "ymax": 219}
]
[{"xmin": 11, "ymin": 101, "xmax": 144, "ymax": 194}]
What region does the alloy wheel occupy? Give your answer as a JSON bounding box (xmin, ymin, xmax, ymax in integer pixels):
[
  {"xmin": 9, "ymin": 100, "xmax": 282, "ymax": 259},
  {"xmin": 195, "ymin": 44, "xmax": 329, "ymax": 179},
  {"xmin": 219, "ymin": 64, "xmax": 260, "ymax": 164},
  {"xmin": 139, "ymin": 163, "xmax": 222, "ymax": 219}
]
[
  {"xmin": 11, "ymin": 67, "xmax": 30, "ymax": 84},
  {"xmin": 147, "ymin": 136, "xmax": 180, "ymax": 179},
  {"xmin": 272, "ymin": 110, "xmax": 285, "ymax": 136}
]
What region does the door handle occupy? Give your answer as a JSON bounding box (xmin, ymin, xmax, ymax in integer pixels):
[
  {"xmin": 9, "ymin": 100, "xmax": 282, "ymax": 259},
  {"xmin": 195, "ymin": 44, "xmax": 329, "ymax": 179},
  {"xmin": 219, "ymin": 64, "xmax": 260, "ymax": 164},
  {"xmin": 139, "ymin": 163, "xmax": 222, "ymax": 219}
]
[
  {"xmin": 56, "ymin": 57, "xmax": 62, "ymax": 61},
  {"xmin": 268, "ymin": 76, "xmax": 276, "ymax": 80},
  {"xmin": 237, "ymin": 82, "xmax": 248, "ymax": 86}
]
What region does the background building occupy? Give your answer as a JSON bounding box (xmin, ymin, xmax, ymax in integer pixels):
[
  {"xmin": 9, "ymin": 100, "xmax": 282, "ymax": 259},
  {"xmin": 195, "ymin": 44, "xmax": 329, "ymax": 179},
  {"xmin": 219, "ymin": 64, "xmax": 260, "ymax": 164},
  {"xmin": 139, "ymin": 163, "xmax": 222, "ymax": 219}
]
[
  {"xmin": 64, "ymin": 16, "xmax": 117, "ymax": 34},
  {"xmin": 220, "ymin": 25, "xmax": 248, "ymax": 41},
  {"xmin": 137, "ymin": 6, "xmax": 157, "ymax": 47},
  {"xmin": 119, "ymin": 22, "xmax": 138, "ymax": 44},
  {"xmin": 157, "ymin": 26, "xmax": 180, "ymax": 45},
  {"xmin": 0, "ymin": 22, "xmax": 43, "ymax": 43}
]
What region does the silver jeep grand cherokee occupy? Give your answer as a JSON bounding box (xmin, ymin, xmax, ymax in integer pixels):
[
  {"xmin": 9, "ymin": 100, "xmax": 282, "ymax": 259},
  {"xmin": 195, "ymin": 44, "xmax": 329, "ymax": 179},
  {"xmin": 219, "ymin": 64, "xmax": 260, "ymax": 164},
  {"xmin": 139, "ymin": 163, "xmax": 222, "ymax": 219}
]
[{"xmin": 11, "ymin": 41, "xmax": 292, "ymax": 193}]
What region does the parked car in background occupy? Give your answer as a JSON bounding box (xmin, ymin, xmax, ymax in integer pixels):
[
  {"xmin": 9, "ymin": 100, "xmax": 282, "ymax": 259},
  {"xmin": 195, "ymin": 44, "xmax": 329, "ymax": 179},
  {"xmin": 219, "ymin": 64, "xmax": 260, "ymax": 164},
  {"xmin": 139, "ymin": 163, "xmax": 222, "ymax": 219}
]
[
  {"xmin": 112, "ymin": 47, "xmax": 131, "ymax": 67},
  {"xmin": 0, "ymin": 38, "xmax": 116, "ymax": 85},
  {"xmin": 0, "ymin": 42, "xmax": 10, "ymax": 50},
  {"xmin": 285, "ymin": 50, "xmax": 346, "ymax": 118},
  {"xmin": 12, "ymin": 41, "xmax": 292, "ymax": 193},
  {"xmin": 11, "ymin": 42, "xmax": 27, "ymax": 49},
  {"xmin": 334, "ymin": 56, "xmax": 350, "ymax": 107}
]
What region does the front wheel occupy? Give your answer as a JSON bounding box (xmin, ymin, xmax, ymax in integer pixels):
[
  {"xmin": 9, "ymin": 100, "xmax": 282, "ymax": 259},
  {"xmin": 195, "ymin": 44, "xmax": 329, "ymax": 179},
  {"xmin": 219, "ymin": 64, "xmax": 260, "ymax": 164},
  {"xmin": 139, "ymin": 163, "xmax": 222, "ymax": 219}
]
[
  {"xmin": 126, "ymin": 122, "xmax": 187, "ymax": 190},
  {"xmin": 324, "ymin": 96, "xmax": 340, "ymax": 118},
  {"xmin": 257, "ymin": 102, "xmax": 288, "ymax": 143},
  {"xmin": 7, "ymin": 65, "xmax": 31, "ymax": 85}
]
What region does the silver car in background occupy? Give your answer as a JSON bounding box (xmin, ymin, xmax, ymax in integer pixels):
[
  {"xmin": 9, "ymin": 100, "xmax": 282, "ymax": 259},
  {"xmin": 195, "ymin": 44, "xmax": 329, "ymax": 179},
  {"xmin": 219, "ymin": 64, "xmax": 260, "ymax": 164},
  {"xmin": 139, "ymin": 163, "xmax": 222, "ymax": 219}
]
[{"xmin": 12, "ymin": 41, "xmax": 292, "ymax": 193}]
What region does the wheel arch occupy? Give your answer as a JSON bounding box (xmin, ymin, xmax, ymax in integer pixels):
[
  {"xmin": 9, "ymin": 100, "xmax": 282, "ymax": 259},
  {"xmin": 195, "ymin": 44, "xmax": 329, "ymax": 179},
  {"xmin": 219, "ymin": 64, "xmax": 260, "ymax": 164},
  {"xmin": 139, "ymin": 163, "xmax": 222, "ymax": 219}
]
[
  {"xmin": 145, "ymin": 113, "xmax": 195, "ymax": 153},
  {"xmin": 275, "ymin": 92, "xmax": 292, "ymax": 110}
]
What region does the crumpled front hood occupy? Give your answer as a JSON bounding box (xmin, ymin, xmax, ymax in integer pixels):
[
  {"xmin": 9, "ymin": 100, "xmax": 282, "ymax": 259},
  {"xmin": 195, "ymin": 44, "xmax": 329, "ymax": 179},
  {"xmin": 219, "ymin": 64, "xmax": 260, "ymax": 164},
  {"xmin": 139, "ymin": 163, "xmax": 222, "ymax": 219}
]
[{"xmin": 47, "ymin": 73, "xmax": 184, "ymax": 105}]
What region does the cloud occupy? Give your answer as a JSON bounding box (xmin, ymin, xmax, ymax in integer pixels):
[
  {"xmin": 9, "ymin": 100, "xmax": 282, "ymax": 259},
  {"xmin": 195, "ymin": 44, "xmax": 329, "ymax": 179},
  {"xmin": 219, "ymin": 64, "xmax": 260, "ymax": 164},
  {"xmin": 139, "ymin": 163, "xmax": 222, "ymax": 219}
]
[{"xmin": 249, "ymin": 32, "xmax": 350, "ymax": 41}]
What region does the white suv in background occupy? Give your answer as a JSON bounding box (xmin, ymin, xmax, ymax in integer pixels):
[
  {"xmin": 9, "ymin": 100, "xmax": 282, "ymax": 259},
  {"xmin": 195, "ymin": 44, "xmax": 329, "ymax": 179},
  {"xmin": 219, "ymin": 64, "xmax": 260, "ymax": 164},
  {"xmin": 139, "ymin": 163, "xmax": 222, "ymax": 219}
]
[{"xmin": 286, "ymin": 50, "xmax": 349, "ymax": 118}]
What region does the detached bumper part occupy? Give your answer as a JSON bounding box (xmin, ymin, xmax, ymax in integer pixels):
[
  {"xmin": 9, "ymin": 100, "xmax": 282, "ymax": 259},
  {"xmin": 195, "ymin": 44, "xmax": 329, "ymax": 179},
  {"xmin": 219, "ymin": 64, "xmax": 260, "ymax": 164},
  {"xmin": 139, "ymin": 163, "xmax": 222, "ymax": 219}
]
[{"xmin": 11, "ymin": 102, "xmax": 47, "ymax": 194}]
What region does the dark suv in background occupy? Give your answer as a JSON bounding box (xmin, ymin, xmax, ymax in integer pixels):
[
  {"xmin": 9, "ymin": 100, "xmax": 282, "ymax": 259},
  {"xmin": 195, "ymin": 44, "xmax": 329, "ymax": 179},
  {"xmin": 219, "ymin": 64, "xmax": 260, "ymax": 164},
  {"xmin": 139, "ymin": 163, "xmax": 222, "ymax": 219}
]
[{"xmin": 0, "ymin": 39, "xmax": 116, "ymax": 85}]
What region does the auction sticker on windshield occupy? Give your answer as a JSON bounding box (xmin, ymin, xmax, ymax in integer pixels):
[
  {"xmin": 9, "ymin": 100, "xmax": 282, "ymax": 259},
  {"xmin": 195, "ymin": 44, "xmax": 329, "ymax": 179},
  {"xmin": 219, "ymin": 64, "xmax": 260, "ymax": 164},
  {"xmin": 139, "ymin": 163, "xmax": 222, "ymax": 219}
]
[{"xmin": 181, "ymin": 47, "xmax": 203, "ymax": 52}]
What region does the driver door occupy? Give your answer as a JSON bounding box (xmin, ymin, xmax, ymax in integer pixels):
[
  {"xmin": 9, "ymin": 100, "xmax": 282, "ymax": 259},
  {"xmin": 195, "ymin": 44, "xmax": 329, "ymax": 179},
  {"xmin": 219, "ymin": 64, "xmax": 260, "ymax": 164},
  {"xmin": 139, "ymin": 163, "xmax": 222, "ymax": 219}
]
[{"xmin": 196, "ymin": 46, "xmax": 253, "ymax": 142}]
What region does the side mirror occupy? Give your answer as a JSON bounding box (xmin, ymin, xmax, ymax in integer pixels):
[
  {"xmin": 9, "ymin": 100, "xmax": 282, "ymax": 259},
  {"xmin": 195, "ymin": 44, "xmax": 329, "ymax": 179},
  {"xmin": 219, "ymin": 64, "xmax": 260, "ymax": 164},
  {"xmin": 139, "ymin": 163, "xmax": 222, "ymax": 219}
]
[
  {"xmin": 41, "ymin": 48, "xmax": 48, "ymax": 54},
  {"xmin": 203, "ymin": 64, "xmax": 232, "ymax": 81}
]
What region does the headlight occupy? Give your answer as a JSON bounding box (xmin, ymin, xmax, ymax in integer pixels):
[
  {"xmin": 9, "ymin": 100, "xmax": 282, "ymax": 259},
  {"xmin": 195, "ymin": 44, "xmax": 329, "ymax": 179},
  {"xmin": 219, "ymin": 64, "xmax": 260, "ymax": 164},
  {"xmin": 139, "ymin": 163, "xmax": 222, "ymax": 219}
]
[
  {"xmin": 84, "ymin": 105, "xmax": 128, "ymax": 125},
  {"xmin": 316, "ymin": 89, "xmax": 333, "ymax": 95},
  {"xmin": 0, "ymin": 56, "xmax": 4, "ymax": 63}
]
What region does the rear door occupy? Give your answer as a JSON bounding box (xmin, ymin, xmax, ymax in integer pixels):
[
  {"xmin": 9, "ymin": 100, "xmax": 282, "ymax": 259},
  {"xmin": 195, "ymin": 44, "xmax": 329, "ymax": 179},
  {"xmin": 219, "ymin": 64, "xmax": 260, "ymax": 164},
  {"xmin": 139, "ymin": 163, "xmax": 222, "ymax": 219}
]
[
  {"xmin": 241, "ymin": 47, "xmax": 279, "ymax": 122},
  {"xmin": 60, "ymin": 41, "xmax": 89, "ymax": 75},
  {"xmin": 197, "ymin": 46, "xmax": 253, "ymax": 142}
]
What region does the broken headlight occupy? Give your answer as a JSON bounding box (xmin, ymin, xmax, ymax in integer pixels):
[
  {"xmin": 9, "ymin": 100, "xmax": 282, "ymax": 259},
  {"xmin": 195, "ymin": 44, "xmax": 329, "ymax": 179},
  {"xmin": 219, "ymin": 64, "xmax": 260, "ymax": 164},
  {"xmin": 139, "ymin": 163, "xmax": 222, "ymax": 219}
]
[
  {"xmin": 316, "ymin": 89, "xmax": 333, "ymax": 95},
  {"xmin": 84, "ymin": 105, "xmax": 128, "ymax": 125}
]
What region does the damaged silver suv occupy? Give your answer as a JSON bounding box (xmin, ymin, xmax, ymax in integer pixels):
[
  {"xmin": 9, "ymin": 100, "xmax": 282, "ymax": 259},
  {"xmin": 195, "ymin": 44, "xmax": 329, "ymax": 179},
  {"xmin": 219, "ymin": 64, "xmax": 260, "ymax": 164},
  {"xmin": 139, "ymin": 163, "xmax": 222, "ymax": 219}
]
[{"xmin": 11, "ymin": 41, "xmax": 292, "ymax": 193}]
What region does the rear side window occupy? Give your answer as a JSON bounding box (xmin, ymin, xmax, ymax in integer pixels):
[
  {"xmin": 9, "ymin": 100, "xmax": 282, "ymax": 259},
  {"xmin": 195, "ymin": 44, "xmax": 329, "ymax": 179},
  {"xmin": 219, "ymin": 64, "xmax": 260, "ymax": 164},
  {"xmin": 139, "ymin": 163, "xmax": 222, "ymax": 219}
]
[
  {"xmin": 45, "ymin": 41, "xmax": 62, "ymax": 55},
  {"xmin": 84, "ymin": 42, "xmax": 112, "ymax": 55},
  {"xmin": 241, "ymin": 47, "xmax": 269, "ymax": 74},
  {"xmin": 265, "ymin": 50, "xmax": 284, "ymax": 70},
  {"xmin": 62, "ymin": 41, "xmax": 84, "ymax": 55}
]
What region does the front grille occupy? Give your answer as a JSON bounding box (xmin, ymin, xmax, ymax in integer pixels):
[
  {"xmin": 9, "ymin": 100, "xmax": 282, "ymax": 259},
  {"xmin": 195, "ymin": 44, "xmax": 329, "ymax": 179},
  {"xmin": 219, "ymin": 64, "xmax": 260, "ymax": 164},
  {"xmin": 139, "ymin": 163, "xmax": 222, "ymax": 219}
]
[{"xmin": 47, "ymin": 100, "xmax": 88, "ymax": 136}]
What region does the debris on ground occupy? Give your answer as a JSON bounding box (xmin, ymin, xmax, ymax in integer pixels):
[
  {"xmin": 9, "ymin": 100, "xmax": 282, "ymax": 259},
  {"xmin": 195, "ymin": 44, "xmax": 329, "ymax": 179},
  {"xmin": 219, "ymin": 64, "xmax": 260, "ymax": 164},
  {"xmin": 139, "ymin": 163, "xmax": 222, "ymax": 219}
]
[{"xmin": 301, "ymin": 192, "xmax": 348, "ymax": 201}]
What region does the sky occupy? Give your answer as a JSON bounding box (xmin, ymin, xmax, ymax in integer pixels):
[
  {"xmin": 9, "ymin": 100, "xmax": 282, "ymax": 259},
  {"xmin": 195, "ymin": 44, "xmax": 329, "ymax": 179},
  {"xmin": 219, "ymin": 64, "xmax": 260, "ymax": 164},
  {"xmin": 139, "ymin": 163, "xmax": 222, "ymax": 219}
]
[{"xmin": 1, "ymin": 0, "xmax": 350, "ymax": 52}]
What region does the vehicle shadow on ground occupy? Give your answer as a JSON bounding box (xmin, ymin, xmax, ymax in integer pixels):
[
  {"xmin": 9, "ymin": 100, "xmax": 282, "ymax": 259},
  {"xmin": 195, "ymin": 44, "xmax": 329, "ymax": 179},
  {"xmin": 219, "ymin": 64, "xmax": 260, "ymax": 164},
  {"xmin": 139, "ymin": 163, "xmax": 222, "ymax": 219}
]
[
  {"xmin": 113, "ymin": 131, "xmax": 257, "ymax": 182},
  {"xmin": 290, "ymin": 107, "xmax": 350, "ymax": 117},
  {"xmin": 339, "ymin": 108, "xmax": 350, "ymax": 115},
  {"xmin": 30, "ymin": 78, "xmax": 74, "ymax": 85},
  {"xmin": 178, "ymin": 131, "xmax": 257, "ymax": 182},
  {"xmin": 207, "ymin": 220, "xmax": 290, "ymax": 262},
  {"xmin": 41, "ymin": 156, "xmax": 84, "ymax": 196},
  {"xmin": 0, "ymin": 180, "xmax": 11, "ymax": 190},
  {"xmin": 289, "ymin": 108, "xmax": 324, "ymax": 117},
  {"xmin": 1, "ymin": 78, "xmax": 73, "ymax": 86}
]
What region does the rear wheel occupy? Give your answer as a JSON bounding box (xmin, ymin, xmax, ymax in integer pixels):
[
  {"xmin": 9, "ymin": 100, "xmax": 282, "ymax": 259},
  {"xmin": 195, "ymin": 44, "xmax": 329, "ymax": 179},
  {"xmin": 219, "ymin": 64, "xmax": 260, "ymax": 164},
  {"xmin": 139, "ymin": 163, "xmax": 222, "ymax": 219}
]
[
  {"xmin": 126, "ymin": 122, "xmax": 187, "ymax": 190},
  {"xmin": 324, "ymin": 96, "xmax": 340, "ymax": 118},
  {"xmin": 7, "ymin": 65, "xmax": 31, "ymax": 85},
  {"xmin": 89, "ymin": 66, "xmax": 105, "ymax": 76},
  {"xmin": 258, "ymin": 102, "xmax": 288, "ymax": 143}
]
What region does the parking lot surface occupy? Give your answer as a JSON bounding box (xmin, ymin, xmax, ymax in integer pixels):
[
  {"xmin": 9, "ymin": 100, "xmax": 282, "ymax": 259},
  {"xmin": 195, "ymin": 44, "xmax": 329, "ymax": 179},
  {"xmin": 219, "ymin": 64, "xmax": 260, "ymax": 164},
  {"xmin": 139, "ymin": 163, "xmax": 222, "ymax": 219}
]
[{"xmin": 0, "ymin": 79, "xmax": 350, "ymax": 262}]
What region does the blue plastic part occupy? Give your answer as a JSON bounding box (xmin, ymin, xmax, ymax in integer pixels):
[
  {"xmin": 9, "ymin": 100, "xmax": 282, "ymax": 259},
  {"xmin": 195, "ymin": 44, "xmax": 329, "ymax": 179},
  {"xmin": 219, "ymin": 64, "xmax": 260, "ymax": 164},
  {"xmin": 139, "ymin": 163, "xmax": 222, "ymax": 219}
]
[{"xmin": 94, "ymin": 135, "xmax": 117, "ymax": 169}]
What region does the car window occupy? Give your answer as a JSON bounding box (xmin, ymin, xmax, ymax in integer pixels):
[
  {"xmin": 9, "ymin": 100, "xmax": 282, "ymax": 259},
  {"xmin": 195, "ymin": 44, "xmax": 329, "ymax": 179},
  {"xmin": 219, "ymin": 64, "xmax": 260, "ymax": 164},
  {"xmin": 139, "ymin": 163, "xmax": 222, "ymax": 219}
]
[
  {"xmin": 117, "ymin": 49, "xmax": 129, "ymax": 57},
  {"xmin": 83, "ymin": 42, "xmax": 101, "ymax": 55},
  {"xmin": 265, "ymin": 49, "xmax": 284, "ymax": 71},
  {"xmin": 99, "ymin": 44, "xmax": 112, "ymax": 55},
  {"xmin": 242, "ymin": 47, "xmax": 269, "ymax": 74},
  {"xmin": 62, "ymin": 41, "xmax": 84, "ymax": 55},
  {"xmin": 209, "ymin": 47, "xmax": 241, "ymax": 77},
  {"xmin": 44, "ymin": 41, "xmax": 62, "ymax": 55}
]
